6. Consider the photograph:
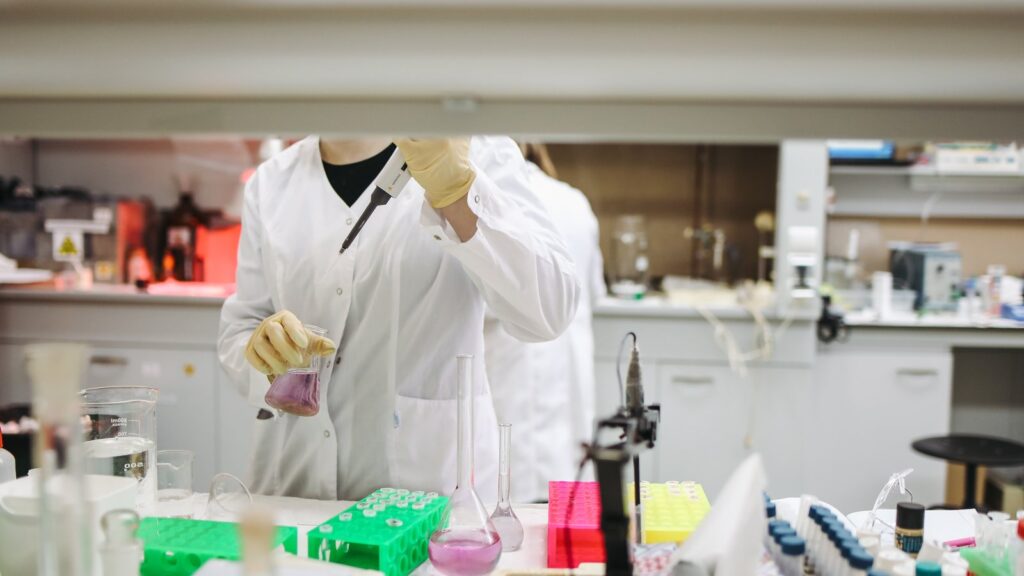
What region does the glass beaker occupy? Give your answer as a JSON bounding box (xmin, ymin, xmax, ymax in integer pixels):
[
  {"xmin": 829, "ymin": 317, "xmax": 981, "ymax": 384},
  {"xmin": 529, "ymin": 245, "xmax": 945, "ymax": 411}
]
[
  {"xmin": 489, "ymin": 424, "xmax": 524, "ymax": 551},
  {"xmin": 264, "ymin": 324, "xmax": 326, "ymax": 417},
  {"xmin": 610, "ymin": 214, "xmax": 650, "ymax": 299},
  {"xmin": 157, "ymin": 449, "xmax": 194, "ymax": 518},
  {"xmin": 429, "ymin": 354, "xmax": 502, "ymax": 576},
  {"xmin": 80, "ymin": 386, "xmax": 158, "ymax": 513}
]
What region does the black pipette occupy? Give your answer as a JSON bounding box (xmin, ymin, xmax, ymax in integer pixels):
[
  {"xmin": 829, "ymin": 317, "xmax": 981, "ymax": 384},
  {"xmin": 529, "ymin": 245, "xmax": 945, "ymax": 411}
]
[{"xmin": 339, "ymin": 148, "xmax": 412, "ymax": 255}]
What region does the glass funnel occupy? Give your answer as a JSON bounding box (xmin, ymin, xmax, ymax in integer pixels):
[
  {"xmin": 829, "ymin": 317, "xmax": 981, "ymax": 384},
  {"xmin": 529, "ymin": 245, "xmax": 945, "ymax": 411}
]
[
  {"xmin": 489, "ymin": 424, "xmax": 524, "ymax": 551},
  {"xmin": 429, "ymin": 354, "xmax": 502, "ymax": 576},
  {"xmin": 264, "ymin": 324, "xmax": 326, "ymax": 417}
]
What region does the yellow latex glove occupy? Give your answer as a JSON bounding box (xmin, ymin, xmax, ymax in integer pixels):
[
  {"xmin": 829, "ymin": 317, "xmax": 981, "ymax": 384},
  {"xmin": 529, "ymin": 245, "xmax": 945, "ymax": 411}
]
[
  {"xmin": 396, "ymin": 138, "xmax": 477, "ymax": 209},
  {"xmin": 244, "ymin": 310, "xmax": 336, "ymax": 376}
]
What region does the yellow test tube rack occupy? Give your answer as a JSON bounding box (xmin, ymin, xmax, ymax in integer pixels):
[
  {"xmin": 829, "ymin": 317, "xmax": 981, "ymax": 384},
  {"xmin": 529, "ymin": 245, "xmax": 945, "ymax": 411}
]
[{"xmin": 630, "ymin": 481, "xmax": 711, "ymax": 545}]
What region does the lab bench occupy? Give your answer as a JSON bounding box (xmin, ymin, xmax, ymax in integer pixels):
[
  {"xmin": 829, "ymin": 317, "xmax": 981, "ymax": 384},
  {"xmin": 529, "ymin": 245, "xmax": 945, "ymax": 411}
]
[
  {"xmin": 593, "ymin": 298, "xmax": 1024, "ymax": 513},
  {"xmin": 0, "ymin": 286, "xmax": 251, "ymax": 489}
]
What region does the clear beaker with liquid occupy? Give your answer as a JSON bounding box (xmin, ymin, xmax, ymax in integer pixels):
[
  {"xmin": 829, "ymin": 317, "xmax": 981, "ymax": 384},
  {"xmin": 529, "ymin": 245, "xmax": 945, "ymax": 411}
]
[
  {"xmin": 610, "ymin": 215, "xmax": 650, "ymax": 299},
  {"xmin": 264, "ymin": 324, "xmax": 326, "ymax": 417},
  {"xmin": 80, "ymin": 386, "xmax": 159, "ymax": 513},
  {"xmin": 429, "ymin": 354, "xmax": 502, "ymax": 576}
]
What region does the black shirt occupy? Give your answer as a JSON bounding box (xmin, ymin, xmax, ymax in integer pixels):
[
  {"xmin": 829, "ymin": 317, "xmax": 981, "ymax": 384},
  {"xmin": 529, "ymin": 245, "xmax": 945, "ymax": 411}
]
[{"xmin": 322, "ymin": 143, "xmax": 396, "ymax": 207}]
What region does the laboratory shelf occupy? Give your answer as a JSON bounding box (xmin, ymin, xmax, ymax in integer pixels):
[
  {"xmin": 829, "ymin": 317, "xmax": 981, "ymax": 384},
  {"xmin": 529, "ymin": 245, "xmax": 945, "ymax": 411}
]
[
  {"xmin": 137, "ymin": 517, "xmax": 298, "ymax": 576},
  {"xmin": 306, "ymin": 487, "xmax": 448, "ymax": 576},
  {"xmin": 828, "ymin": 165, "xmax": 1024, "ymax": 218}
]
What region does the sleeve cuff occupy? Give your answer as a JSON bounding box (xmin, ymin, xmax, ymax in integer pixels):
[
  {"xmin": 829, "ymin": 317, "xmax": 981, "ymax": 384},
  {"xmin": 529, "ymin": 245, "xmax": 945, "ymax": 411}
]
[{"xmin": 419, "ymin": 166, "xmax": 491, "ymax": 246}]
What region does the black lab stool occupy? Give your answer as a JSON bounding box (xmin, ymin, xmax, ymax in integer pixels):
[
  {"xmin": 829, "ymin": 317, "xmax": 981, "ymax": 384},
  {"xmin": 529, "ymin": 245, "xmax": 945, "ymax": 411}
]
[{"xmin": 912, "ymin": 434, "xmax": 1024, "ymax": 510}]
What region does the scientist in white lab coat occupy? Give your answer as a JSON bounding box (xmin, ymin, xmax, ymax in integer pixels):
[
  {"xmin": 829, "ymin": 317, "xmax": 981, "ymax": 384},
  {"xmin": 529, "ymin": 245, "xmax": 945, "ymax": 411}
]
[
  {"xmin": 218, "ymin": 137, "xmax": 580, "ymax": 501},
  {"xmin": 485, "ymin": 143, "xmax": 606, "ymax": 502}
]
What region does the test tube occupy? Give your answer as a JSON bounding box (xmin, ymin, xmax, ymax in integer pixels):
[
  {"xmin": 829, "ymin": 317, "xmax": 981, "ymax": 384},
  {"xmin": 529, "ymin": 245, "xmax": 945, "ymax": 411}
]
[
  {"xmin": 848, "ymin": 547, "xmax": 874, "ymax": 576},
  {"xmin": 779, "ymin": 535, "xmax": 806, "ymax": 576}
]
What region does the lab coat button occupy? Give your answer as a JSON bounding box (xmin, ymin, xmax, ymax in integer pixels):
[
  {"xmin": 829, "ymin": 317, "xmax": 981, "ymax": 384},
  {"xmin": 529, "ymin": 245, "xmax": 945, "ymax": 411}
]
[
  {"xmin": 324, "ymin": 429, "xmax": 331, "ymax": 438},
  {"xmin": 345, "ymin": 217, "xmax": 353, "ymax": 225},
  {"xmin": 474, "ymin": 195, "xmax": 480, "ymax": 204},
  {"xmin": 336, "ymin": 288, "xmax": 343, "ymax": 296},
  {"xmin": 393, "ymin": 412, "xmax": 400, "ymax": 429},
  {"xmin": 335, "ymin": 355, "xmax": 341, "ymax": 365}
]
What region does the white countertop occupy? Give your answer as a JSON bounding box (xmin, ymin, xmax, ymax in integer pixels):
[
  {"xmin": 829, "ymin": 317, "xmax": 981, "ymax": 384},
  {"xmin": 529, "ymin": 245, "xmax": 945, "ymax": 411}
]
[
  {"xmin": 845, "ymin": 309, "xmax": 1024, "ymax": 331},
  {"xmin": 0, "ymin": 284, "xmax": 229, "ymax": 306},
  {"xmin": 162, "ymin": 495, "xmax": 976, "ymax": 575},
  {"xmin": 593, "ymin": 296, "xmax": 818, "ymax": 321}
]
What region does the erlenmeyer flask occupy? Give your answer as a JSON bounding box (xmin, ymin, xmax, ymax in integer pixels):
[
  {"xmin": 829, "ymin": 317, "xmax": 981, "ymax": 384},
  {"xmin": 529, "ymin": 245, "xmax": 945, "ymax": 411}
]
[
  {"xmin": 264, "ymin": 324, "xmax": 326, "ymax": 417},
  {"xmin": 489, "ymin": 424, "xmax": 524, "ymax": 551},
  {"xmin": 429, "ymin": 354, "xmax": 502, "ymax": 576}
]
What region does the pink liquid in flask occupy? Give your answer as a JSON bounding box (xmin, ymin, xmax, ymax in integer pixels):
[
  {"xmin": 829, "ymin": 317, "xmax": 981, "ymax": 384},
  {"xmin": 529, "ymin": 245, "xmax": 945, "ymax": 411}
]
[
  {"xmin": 428, "ymin": 530, "xmax": 502, "ymax": 576},
  {"xmin": 265, "ymin": 370, "xmax": 320, "ymax": 416}
]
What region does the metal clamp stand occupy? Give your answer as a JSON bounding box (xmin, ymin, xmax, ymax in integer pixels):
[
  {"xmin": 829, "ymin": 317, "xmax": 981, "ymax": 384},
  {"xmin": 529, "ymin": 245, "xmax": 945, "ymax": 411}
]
[{"xmin": 590, "ymin": 403, "xmax": 660, "ymax": 576}]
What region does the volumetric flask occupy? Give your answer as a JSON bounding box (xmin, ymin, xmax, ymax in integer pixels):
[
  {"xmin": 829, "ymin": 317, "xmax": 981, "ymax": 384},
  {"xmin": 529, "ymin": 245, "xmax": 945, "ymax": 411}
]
[
  {"xmin": 489, "ymin": 424, "xmax": 524, "ymax": 551},
  {"xmin": 80, "ymin": 386, "xmax": 159, "ymax": 513},
  {"xmin": 264, "ymin": 324, "xmax": 326, "ymax": 417},
  {"xmin": 429, "ymin": 355, "xmax": 502, "ymax": 576},
  {"xmin": 206, "ymin": 472, "xmax": 253, "ymax": 521}
]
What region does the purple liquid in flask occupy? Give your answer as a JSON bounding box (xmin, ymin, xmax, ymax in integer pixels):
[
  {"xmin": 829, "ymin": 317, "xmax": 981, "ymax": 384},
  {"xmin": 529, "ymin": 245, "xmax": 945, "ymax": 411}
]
[
  {"xmin": 263, "ymin": 323, "xmax": 326, "ymax": 417},
  {"xmin": 265, "ymin": 370, "xmax": 320, "ymax": 416},
  {"xmin": 428, "ymin": 530, "xmax": 502, "ymax": 576},
  {"xmin": 428, "ymin": 355, "xmax": 503, "ymax": 576}
]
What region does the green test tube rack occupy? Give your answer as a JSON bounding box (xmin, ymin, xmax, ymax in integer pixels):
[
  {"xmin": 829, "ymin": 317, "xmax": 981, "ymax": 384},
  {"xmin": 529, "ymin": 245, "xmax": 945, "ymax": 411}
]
[
  {"xmin": 307, "ymin": 487, "xmax": 449, "ymax": 576},
  {"xmin": 137, "ymin": 517, "xmax": 298, "ymax": 576}
]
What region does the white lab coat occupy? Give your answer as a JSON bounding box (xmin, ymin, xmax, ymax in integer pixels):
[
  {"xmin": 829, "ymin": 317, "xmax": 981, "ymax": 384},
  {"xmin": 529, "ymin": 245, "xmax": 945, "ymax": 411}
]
[
  {"xmin": 484, "ymin": 162, "xmax": 606, "ymax": 502},
  {"xmin": 218, "ymin": 136, "xmax": 579, "ymax": 502}
]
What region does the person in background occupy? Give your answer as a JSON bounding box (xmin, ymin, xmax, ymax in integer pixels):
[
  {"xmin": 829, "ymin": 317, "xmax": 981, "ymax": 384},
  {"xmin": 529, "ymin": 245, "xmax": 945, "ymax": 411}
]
[
  {"xmin": 218, "ymin": 137, "xmax": 580, "ymax": 501},
  {"xmin": 484, "ymin": 142, "xmax": 606, "ymax": 502}
]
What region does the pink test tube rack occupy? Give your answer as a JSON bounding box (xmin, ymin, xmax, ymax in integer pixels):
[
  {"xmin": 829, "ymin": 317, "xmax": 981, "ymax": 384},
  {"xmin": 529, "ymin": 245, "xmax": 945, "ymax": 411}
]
[{"xmin": 547, "ymin": 481, "xmax": 606, "ymax": 568}]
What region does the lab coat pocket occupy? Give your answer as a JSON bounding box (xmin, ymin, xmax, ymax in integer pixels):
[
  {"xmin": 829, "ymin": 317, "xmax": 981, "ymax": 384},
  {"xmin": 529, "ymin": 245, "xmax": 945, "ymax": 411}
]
[{"xmin": 392, "ymin": 393, "xmax": 499, "ymax": 501}]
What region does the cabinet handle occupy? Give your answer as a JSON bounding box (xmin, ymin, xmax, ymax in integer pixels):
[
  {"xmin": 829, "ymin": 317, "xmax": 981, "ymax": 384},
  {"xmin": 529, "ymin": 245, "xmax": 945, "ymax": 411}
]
[
  {"xmin": 896, "ymin": 368, "xmax": 938, "ymax": 377},
  {"xmin": 895, "ymin": 368, "xmax": 939, "ymax": 390},
  {"xmin": 671, "ymin": 375, "xmax": 714, "ymax": 386},
  {"xmin": 90, "ymin": 355, "xmax": 128, "ymax": 367}
]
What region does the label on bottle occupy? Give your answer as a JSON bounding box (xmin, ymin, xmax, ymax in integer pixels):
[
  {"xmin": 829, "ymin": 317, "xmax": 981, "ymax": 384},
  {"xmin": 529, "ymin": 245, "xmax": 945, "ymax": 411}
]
[
  {"xmin": 895, "ymin": 530, "xmax": 923, "ymax": 555},
  {"xmin": 167, "ymin": 226, "xmax": 192, "ymax": 247}
]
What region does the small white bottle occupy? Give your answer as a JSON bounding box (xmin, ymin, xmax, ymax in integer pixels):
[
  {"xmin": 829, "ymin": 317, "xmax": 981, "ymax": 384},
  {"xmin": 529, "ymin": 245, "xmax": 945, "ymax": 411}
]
[
  {"xmin": 0, "ymin": 430, "xmax": 16, "ymax": 483},
  {"xmin": 100, "ymin": 509, "xmax": 142, "ymax": 576}
]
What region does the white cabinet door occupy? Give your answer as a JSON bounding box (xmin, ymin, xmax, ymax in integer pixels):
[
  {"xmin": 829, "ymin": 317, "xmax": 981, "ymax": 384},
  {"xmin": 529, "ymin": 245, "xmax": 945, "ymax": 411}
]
[
  {"xmin": 656, "ymin": 363, "xmax": 811, "ymax": 500},
  {"xmin": 657, "ymin": 363, "xmax": 750, "ymax": 499},
  {"xmin": 216, "ymin": 367, "xmax": 255, "ymax": 482},
  {"xmin": 85, "ymin": 346, "xmax": 220, "ymax": 489},
  {"xmin": 0, "ymin": 343, "xmax": 33, "ymax": 405},
  {"xmin": 808, "ymin": 347, "xmax": 952, "ymax": 512},
  {"xmin": 747, "ymin": 367, "xmax": 811, "ymax": 499}
]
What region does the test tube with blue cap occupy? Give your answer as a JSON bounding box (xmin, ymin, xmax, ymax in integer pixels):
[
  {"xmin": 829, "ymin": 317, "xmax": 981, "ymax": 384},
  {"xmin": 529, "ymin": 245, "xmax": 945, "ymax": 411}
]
[{"xmin": 779, "ymin": 535, "xmax": 806, "ymax": 576}]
